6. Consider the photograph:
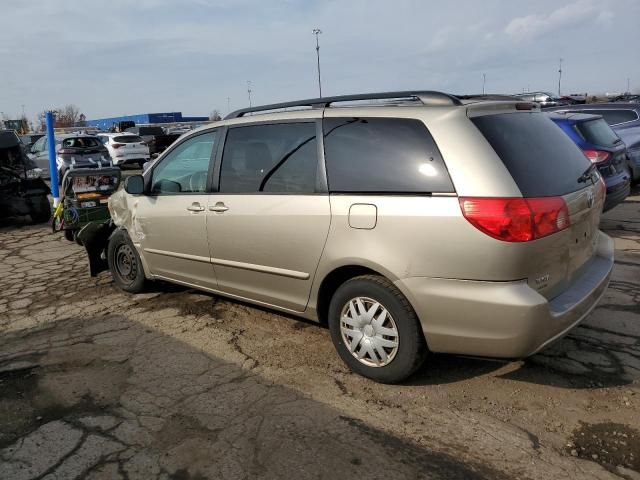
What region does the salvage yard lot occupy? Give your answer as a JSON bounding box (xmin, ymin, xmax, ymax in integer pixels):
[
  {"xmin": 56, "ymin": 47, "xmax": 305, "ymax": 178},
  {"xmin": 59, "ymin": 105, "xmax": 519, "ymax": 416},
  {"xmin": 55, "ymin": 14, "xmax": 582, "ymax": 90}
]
[{"xmin": 0, "ymin": 188, "xmax": 639, "ymax": 479}]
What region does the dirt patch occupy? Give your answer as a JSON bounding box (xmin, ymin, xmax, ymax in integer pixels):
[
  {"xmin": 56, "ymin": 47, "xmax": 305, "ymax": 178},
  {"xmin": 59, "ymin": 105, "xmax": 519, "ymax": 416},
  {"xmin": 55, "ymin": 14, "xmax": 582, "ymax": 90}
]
[{"xmin": 567, "ymin": 422, "xmax": 640, "ymax": 472}]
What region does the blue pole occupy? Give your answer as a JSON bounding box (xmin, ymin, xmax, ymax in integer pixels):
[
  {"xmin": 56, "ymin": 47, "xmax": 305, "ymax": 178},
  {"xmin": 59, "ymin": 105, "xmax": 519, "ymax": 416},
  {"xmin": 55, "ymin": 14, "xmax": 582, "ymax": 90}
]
[{"xmin": 45, "ymin": 111, "xmax": 59, "ymax": 205}]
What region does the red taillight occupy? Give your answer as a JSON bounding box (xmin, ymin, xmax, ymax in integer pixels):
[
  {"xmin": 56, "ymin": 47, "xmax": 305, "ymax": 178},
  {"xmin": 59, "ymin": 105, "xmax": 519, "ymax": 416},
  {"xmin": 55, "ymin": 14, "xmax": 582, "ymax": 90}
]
[
  {"xmin": 582, "ymin": 149, "xmax": 610, "ymax": 164},
  {"xmin": 112, "ymin": 143, "xmax": 125, "ymax": 149},
  {"xmin": 459, "ymin": 197, "xmax": 570, "ymax": 242}
]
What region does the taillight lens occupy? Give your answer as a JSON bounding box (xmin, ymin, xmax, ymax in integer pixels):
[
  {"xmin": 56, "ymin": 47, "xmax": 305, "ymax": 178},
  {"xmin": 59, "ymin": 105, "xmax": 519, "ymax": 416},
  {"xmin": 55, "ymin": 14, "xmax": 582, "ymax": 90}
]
[
  {"xmin": 112, "ymin": 143, "xmax": 125, "ymax": 149},
  {"xmin": 459, "ymin": 197, "xmax": 570, "ymax": 242},
  {"xmin": 582, "ymin": 149, "xmax": 610, "ymax": 164}
]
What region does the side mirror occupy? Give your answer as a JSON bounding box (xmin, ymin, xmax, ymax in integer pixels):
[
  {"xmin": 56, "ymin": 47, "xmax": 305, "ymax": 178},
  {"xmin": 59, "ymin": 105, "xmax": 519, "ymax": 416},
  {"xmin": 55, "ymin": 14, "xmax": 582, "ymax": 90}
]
[
  {"xmin": 142, "ymin": 161, "xmax": 152, "ymax": 172},
  {"xmin": 124, "ymin": 175, "xmax": 145, "ymax": 195}
]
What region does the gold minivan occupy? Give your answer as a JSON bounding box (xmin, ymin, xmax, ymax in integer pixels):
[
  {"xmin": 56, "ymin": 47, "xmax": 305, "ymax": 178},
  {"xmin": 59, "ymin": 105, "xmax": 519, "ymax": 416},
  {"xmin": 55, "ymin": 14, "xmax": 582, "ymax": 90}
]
[{"xmin": 82, "ymin": 91, "xmax": 614, "ymax": 383}]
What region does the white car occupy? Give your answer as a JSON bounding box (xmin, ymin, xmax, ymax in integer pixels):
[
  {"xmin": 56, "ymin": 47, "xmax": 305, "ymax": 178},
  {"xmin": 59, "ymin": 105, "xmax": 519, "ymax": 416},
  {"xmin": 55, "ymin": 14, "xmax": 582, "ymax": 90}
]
[{"xmin": 98, "ymin": 133, "xmax": 150, "ymax": 168}]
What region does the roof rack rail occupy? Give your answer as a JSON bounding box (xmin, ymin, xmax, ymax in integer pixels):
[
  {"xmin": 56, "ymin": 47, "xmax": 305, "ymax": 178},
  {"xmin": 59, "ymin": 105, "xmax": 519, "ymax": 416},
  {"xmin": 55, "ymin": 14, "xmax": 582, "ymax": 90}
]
[
  {"xmin": 456, "ymin": 94, "xmax": 523, "ymax": 101},
  {"xmin": 224, "ymin": 90, "xmax": 462, "ymax": 119}
]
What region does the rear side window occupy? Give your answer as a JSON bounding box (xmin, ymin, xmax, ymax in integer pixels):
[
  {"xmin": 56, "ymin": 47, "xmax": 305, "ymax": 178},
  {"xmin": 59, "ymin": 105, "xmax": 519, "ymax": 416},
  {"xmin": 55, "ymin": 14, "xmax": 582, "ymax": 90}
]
[
  {"xmin": 114, "ymin": 135, "xmax": 143, "ymax": 143},
  {"xmin": 472, "ymin": 113, "xmax": 591, "ymax": 197},
  {"xmin": 323, "ymin": 118, "xmax": 453, "ymax": 193},
  {"xmin": 585, "ymin": 109, "xmax": 638, "ymax": 125},
  {"xmin": 219, "ymin": 123, "xmax": 318, "ymax": 193},
  {"xmin": 574, "ymin": 119, "xmax": 620, "ymax": 147}
]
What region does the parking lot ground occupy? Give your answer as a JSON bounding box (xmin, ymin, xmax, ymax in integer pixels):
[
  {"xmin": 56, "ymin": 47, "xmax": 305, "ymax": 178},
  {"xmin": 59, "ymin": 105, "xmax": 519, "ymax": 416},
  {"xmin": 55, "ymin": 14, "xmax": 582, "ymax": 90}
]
[{"xmin": 0, "ymin": 188, "xmax": 639, "ymax": 480}]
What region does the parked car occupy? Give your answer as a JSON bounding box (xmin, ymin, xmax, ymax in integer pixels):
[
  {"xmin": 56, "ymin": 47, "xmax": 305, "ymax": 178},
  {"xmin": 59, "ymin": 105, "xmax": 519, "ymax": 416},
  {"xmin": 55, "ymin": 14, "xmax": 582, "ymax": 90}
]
[
  {"xmin": 80, "ymin": 91, "xmax": 613, "ymax": 383},
  {"xmin": 97, "ymin": 133, "xmax": 150, "ymax": 168},
  {"xmin": 29, "ymin": 134, "xmax": 112, "ymax": 180},
  {"xmin": 19, "ymin": 133, "xmax": 44, "ymax": 151},
  {"xmin": 546, "ymin": 103, "xmax": 640, "ymax": 182},
  {"xmin": 514, "ymin": 91, "xmax": 568, "ymax": 108},
  {"xmin": 125, "ymin": 126, "xmax": 176, "ymax": 155},
  {"xmin": 548, "ymin": 112, "xmax": 630, "ymax": 211},
  {"xmin": 1, "ymin": 130, "xmax": 51, "ymax": 223}
]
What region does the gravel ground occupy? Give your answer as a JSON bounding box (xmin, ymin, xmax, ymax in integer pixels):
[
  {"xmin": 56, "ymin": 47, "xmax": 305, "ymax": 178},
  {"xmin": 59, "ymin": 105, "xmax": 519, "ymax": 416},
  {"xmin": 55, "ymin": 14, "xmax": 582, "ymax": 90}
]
[{"xmin": 0, "ymin": 187, "xmax": 638, "ymax": 480}]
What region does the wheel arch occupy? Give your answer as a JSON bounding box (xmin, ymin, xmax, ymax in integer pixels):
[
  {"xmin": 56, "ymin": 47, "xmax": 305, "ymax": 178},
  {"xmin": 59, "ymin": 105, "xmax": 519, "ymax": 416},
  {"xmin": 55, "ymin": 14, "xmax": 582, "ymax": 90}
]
[{"xmin": 314, "ymin": 264, "xmax": 391, "ymax": 326}]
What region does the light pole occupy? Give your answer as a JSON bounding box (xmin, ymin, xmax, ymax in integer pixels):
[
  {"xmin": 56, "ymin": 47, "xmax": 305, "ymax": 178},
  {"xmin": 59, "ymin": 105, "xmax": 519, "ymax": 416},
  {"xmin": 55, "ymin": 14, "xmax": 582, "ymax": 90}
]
[
  {"xmin": 627, "ymin": 77, "xmax": 631, "ymax": 95},
  {"xmin": 482, "ymin": 73, "xmax": 486, "ymax": 95},
  {"xmin": 227, "ymin": 97, "xmax": 231, "ymax": 113},
  {"xmin": 247, "ymin": 81, "xmax": 252, "ymax": 108},
  {"xmin": 313, "ymin": 28, "xmax": 323, "ymax": 97},
  {"xmin": 558, "ymin": 58, "xmax": 563, "ymax": 97}
]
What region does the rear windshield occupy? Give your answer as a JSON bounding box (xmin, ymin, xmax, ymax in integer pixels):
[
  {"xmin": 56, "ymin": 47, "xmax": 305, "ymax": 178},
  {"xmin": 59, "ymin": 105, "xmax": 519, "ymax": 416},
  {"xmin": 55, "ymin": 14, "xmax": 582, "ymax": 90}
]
[
  {"xmin": 137, "ymin": 127, "xmax": 164, "ymax": 136},
  {"xmin": 575, "ymin": 119, "xmax": 620, "ymax": 147},
  {"xmin": 585, "ymin": 109, "xmax": 639, "ymax": 126},
  {"xmin": 472, "ymin": 113, "xmax": 591, "ymax": 197},
  {"xmin": 114, "ymin": 135, "xmax": 143, "ymax": 143},
  {"xmin": 61, "ymin": 137, "xmax": 102, "ymax": 148}
]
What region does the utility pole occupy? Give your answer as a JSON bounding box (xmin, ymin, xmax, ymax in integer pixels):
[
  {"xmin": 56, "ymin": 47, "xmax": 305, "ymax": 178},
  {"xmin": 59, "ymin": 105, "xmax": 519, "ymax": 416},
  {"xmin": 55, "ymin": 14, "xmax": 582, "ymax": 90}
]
[
  {"xmin": 247, "ymin": 81, "xmax": 252, "ymax": 108},
  {"xmin": 313, "ymin": 28, "xmax": 323, "ymax": 97},
  {"xmin": 482, "ymin": 73, "xmax": 486, "ymax": 95},
  {"xmin": 627, "ymin": 77, "xmax": 631, "ymax": 94},
  {"xmin": 227, "ymin": 97, "xmax": 231, "ymax": 113},
  {"xmin": 558, "ymin": 58, "xmax": 563, "ymax": 97},
  {"xmin": 21, "ymin": 104, "xmax": 25, "ymax": 117}
]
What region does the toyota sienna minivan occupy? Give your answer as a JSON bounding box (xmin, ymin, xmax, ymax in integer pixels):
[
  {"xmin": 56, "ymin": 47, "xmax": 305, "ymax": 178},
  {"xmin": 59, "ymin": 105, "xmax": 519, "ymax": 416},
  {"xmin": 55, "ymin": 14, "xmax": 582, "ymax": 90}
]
[{"xmin": 81, "ymin": 91, "xmax": 614, "ymax": 383}]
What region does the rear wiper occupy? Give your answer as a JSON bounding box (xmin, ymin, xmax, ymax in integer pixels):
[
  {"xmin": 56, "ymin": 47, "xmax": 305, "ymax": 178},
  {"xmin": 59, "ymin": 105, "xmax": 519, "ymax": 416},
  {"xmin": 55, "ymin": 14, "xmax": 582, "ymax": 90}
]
[
  {"xmin": 612, "ymin": 138, "xmax": 623, "ymax": 145},
  {"xmin": 577, "ymin": 163, "xmax": 598, "ymax": 184}
]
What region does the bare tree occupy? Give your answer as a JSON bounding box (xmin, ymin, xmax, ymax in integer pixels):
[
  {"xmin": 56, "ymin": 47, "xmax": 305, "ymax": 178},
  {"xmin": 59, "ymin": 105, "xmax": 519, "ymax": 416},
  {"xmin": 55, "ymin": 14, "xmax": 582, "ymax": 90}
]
[
  {"xmin": 36, "ymin": 104, "xmax": 86, "ymax": 130},
  {"xmin": 209, "ymin": 109, "xmax": 222, "ymax": 122}
]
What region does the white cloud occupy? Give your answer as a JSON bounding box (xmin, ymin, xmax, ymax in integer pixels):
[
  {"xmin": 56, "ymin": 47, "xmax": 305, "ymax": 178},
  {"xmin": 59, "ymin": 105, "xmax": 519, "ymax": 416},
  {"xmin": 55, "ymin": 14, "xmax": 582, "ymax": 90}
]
[{"xmin": 504, "ymin": 0, "xmax": 611, "ymax": 41}]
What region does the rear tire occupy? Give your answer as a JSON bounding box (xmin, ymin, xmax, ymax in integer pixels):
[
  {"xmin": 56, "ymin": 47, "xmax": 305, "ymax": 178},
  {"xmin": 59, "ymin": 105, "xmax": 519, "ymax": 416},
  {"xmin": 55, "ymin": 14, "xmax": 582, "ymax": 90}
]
[
  {"xmin": 107, "ymin": 229, "xmax": 147, "ymax": 293},
  {"xmin": 30, "ymin": 195, "xmax": 51, "ymax": 224},
  {"xmin": 328, "ymin": 274, "xmax": 427, "ymax": 384}
]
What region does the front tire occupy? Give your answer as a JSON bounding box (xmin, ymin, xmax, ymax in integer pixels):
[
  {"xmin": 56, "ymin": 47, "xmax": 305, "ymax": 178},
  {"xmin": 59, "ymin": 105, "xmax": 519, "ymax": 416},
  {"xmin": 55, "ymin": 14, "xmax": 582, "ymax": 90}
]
[
  {"xmin": 30, "ymin": 195, "xmax": 51, "ymax": 224},
  {"xmin": 328, "ymin": 275, "xmax": 427, "ymax": 384},
  {"xmin": 107, "ymin": 229, "xmax": 147, "ymax": 293}
]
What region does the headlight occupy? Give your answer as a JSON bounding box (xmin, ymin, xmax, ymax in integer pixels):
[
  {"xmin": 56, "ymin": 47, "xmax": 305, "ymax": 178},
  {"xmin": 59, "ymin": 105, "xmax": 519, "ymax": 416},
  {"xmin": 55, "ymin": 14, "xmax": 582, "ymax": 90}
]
[{"xmin": 26, "ymin": 168, "xmax": 43, "ymax": 179}]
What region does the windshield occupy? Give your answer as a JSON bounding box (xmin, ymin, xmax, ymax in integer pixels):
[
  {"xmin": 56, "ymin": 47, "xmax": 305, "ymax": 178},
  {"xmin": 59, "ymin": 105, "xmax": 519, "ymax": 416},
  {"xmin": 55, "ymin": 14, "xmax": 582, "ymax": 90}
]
[
  {"xmin": 575, "ymin": 118, "xmax": 621, "ymax": 147},
  {"xmin": 114, "ymin": 135, "xmax": 143, "ymax": 143},
  {"xmin": 62, "ymin": 137, "xmax": 102, "ymax": 148},
  {"xmin": 472, "ymin": 112, "xmax": 592, "ymax": 197}
]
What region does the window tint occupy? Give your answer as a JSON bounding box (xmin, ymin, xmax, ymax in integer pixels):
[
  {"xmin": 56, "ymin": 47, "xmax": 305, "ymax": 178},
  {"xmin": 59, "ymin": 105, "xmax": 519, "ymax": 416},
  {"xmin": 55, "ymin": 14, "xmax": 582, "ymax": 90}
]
[
  {"xmin": 220, "ymin": 123, "xmax": 318, "ymax": 193},
  {"xmin": 151, "ymin": 131, "xmax": 217, "ymax": 193},
  {"xmin": 472, "ymin": 113, "xmax": 591, "ymax": 197},
  {"xmin": 323, "ymin": 117, "xmax": 453, "ymax": 193},
  {"xmin": 586, "ymin": 109, "xmax": 638, "ymax": 125},
  {"xmin": 114, "ymin": 135, "xmax": 143, "ymax": 143},
  {"xmin": 62, "ymin": 137, "xmax": 102, "ymax": 148},
  {"xmin": 574, "ymin": 119, "xmax": 620, "ymax": 147}
]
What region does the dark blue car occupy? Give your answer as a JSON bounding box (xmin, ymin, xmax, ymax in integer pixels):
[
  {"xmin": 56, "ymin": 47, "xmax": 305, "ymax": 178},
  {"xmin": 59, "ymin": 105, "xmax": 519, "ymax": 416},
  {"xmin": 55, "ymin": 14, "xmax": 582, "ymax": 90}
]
[
  {"xmin": 548, "ymin": 112, "xmax": 631, "ymax": 211},
  {"xmin": 547, "ymin": 103, "xmax": 640, "ymax": 182}
]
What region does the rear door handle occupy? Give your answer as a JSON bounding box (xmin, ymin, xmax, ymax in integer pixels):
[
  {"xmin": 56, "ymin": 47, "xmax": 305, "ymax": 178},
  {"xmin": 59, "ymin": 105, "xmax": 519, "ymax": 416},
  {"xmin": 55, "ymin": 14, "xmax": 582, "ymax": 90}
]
[
  {"xmin": 187, "ymin": 202, "xmax": 205, "ymax": 212},
  {"xmin": 209, "ymin": 202, "xmax": 229, "ymax": 213}
]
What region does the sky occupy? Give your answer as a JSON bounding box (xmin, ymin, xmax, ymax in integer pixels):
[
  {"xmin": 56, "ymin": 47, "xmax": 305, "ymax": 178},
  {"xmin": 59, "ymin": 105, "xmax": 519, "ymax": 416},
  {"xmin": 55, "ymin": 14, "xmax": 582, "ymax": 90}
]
[{"xmin": 0, "ymin": 0, "xmax": 638, "ymax": 122}]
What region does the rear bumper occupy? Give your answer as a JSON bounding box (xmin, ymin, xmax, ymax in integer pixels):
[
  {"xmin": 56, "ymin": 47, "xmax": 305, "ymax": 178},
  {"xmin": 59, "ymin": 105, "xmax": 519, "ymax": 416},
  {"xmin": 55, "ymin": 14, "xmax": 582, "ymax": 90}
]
[
  {"xmin": 395, "ymin": 231, "xmax": 614, "ymax": 358},
  {"xmin": 603, "ymin": 177, "xmax": 630, "ymax": 211}
]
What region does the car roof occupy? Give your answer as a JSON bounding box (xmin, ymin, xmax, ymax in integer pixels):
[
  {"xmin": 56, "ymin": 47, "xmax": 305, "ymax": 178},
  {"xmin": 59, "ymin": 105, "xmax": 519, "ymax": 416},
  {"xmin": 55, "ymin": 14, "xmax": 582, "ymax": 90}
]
[
  {"xmin": 558, "ymin": 102, "xmax": 640, "ymax": 110},
  {"xmin": 100, "ymin": 132, "xmax": 138, "ymax": 136},
  {"xmin": 547, "ymin": 112, "xmax": 603, "ymax": 122}
]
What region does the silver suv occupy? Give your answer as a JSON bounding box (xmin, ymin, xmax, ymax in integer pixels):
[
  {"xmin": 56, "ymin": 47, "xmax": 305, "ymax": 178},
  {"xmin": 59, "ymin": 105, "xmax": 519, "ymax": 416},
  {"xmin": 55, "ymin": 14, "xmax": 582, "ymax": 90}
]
[{"xmin": 82, "ymin": 91, "xmax": 614, "ymax": 383}]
